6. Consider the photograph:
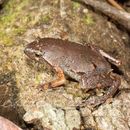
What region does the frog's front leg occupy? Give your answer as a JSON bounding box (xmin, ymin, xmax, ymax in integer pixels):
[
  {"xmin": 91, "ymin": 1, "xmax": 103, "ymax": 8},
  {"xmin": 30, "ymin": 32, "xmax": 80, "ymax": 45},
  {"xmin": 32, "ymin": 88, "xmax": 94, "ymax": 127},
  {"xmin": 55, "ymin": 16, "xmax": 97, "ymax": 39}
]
[
  {"xmin": 80, "ymin": 73, "xmax": 120, "ymax": 107},
  {"xmin": 39, "ymin": 66, "xmax": 66, "ymax": 90}
]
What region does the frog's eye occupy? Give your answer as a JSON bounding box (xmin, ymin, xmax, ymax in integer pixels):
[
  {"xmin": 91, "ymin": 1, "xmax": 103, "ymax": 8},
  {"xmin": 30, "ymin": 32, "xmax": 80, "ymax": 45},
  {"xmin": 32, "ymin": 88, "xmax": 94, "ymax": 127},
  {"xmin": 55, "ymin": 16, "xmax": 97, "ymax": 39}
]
[
  {"xmin": 34, "ymin": 51, "xmax": 42, "ymax": 57},
  {"xmin": 35, "ymin": 53, "xmax": 41, "ymax": 57}
]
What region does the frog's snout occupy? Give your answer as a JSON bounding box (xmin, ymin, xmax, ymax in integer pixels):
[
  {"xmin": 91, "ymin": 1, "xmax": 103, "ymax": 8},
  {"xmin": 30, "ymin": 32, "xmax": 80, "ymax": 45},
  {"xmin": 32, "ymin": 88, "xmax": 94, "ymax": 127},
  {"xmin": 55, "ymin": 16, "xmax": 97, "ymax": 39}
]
[
  {"xmin": 24, "ymin": 47, "xmax": 30, "ymax": 56},
  {"xmin": 24, "ymin": 47, "xmax": 35, "ymax": 61},
  {"xmin": 24, "ymin": 46, "xmax": 34, "ymax": 59},
  {"xmin": 24, "ymin": 47, "xmax": 28, "ymax": 55}
]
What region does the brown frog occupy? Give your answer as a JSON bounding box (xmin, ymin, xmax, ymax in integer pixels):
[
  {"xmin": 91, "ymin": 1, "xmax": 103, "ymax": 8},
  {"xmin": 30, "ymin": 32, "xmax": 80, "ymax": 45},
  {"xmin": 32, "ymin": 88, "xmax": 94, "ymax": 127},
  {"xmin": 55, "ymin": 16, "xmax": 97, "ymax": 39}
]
[{"xmin": 24, "ymin": 38, "xmax": 121, "ymax": 106}]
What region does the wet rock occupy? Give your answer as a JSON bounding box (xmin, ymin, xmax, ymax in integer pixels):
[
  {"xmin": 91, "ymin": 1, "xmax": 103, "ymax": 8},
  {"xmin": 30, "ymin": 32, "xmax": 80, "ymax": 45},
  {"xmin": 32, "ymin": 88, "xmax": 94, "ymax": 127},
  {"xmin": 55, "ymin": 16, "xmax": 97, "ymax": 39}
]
[
  {"xmin": 0, "ymin": 116, "xmax": 22, "ymax": 130},
  {"xmin": 23, "ymin": 101, "xmax": 81, "ymax": 130},
  {"xmin": 65, "ymin": 109, "xmax": 81, "ymax": 130},
  {"xmin": 80, "ymin": 107, "xmax": 96, "ymax": 128},
  {"xmin": 93, "ymin": 91, "xmax": 130, "ymax": 130}
]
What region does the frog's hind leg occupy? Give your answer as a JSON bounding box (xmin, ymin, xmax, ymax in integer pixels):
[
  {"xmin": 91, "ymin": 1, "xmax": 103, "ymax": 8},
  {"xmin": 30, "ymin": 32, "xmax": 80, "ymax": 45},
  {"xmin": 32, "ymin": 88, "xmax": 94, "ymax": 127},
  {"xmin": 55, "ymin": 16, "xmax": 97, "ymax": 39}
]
[
  {"xmin": 39, "ymin": 66, "xmax": 66, "ymax": 90},
  {"xmin": 80, "ymin": 73, "xmax": 120, "ymax": 107},
  {"xmin": 95, "ymin": 73, "xmax": 120, "ymax": 106}
]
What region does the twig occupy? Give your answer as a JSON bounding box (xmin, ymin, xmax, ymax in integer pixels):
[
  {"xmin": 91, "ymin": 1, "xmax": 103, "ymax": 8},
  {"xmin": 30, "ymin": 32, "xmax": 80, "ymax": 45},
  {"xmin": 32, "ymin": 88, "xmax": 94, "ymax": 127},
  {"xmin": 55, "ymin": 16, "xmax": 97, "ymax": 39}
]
[
  {"xmin": 74, "ymin": 0, "xmax": 130, "ymax": 31},
  {"xmin": 107, "ymin": 0, "xmax": 124, "ymax": 10}
]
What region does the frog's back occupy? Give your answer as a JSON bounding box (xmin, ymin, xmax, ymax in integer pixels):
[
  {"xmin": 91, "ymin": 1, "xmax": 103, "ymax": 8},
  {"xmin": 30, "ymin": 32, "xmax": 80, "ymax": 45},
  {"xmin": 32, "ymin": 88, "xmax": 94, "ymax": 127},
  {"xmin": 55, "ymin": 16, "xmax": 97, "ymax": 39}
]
[{"xmin": 38, "ymin": 38, "xmax": 111, "ymax": 77}]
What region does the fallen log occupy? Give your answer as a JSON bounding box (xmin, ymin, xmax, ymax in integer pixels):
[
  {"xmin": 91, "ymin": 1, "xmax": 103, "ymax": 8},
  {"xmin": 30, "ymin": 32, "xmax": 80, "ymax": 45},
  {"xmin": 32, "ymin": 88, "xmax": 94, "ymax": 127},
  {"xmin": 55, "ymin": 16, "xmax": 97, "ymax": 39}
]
[{"xmin": 74, "ymin": 0, "xmax": 130, "ymax": 31}]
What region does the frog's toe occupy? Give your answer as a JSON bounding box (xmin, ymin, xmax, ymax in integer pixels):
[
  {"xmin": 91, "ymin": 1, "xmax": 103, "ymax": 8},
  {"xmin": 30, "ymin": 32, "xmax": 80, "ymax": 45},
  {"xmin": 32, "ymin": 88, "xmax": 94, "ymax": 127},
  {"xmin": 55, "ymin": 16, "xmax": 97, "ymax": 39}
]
[
  {"xmin": 38, "ymin": 83, "xmax": 51, "ymax": 90},
  {"xmin": 79, "ymin": 96, "xmax": 108, "ymax": 108},
  {"xmin": 85, "ymin": 97, "xmax": 104, "ymax": 107}
]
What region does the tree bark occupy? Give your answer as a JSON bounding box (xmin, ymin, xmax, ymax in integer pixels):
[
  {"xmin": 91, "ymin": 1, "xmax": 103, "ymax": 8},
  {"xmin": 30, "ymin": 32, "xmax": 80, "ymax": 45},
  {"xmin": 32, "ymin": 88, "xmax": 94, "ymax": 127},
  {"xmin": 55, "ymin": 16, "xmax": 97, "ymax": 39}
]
[{"xmin": 74, "ymin": 0, "xmax": 130, "ymax": 31}]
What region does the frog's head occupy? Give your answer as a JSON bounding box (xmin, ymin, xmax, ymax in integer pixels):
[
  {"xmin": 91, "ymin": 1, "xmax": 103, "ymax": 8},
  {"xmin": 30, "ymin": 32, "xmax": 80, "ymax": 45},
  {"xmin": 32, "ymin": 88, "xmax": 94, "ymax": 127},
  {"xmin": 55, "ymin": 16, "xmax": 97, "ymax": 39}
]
[
  {"xmin": 24, "ymin": 40, "xmax": 45, "ymax": 62},
  {"xmin": 24, "ymin": 38, "xmax": 58, "ymax": 63}
]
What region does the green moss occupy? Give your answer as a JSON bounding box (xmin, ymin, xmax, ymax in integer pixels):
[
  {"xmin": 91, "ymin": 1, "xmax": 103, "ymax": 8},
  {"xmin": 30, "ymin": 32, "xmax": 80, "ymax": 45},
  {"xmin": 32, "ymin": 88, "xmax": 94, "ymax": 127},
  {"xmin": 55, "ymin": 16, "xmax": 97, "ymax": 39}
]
[
  {"xmin": 35, "ymin": 74, "xmax": 42, "ymax": 84},
  {"xmin": 0, "ymin": 0, "xmax": 53, "ymax": 46},
  {"xmin": 0, "ymin": 33, "xmax": 13, "ymax": 46},
  {"xmin": 72, "ymin": 1, "xmax": 80, "ymax": 10},
  {"xmin": 0, "ymin": 0, "xmax": 29, "ymax": 46},
  {"xmin": 42, "ymin": 15, "xmax": 51, "ymax": 24},
  {"xmin": 83, "ymin": 14, "xmax": 94, "ymax": 25}
]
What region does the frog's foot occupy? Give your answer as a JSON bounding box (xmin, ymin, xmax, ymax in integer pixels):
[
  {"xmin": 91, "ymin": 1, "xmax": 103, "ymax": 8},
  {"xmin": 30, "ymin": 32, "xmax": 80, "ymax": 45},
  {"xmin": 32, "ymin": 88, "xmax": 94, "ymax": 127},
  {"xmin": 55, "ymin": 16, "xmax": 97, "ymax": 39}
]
[
  {"xmin": 80, "ymin": 95, "xmax": 112, "ymax": 108},
  {"xmin": 80, "ymin": 73, "xmax": 120, "ymax": 107},
  {"xmin": 39, "ymin": 66, "xmax": 66, "ymax": 90}
]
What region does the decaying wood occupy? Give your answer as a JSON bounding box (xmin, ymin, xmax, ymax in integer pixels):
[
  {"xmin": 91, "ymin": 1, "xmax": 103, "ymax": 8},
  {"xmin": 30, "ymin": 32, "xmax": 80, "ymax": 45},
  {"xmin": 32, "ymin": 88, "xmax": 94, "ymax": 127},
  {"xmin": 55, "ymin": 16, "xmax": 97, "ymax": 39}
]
[
  {"xmin": 74, "ymin": 0, "xmax": 130, "ymax": 31},
  {"xmin": 107, "ymin": 0, "xmax": 124, "ymax": 10}
]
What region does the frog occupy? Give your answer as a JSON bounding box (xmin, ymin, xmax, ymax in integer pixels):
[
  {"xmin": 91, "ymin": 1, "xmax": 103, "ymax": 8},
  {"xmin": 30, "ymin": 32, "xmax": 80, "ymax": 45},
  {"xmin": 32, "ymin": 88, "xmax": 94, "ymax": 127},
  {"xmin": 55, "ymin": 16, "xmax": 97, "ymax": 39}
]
[{"xmin": 24, "ymin": 38, "xmax": 121, "ymax": 107}]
